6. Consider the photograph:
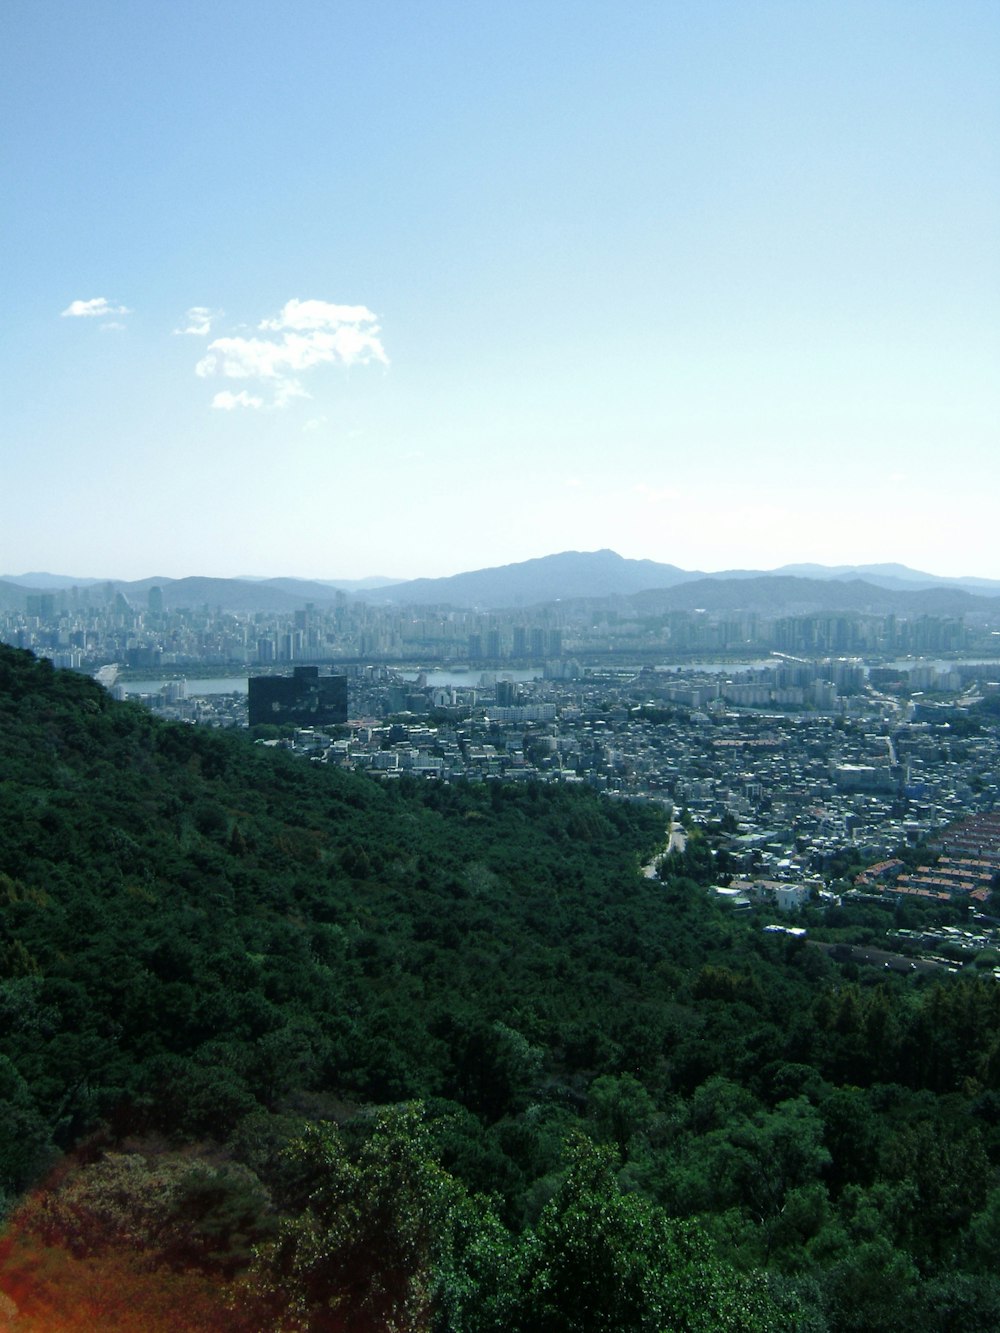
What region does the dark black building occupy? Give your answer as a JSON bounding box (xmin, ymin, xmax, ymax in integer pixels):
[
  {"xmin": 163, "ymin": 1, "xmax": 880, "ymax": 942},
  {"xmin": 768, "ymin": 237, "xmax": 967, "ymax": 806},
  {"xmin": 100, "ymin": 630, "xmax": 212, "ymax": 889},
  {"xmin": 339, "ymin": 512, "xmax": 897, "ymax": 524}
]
[{"xmin": 248, "ymin": 666, "xmax": 348, "ymax": 728}]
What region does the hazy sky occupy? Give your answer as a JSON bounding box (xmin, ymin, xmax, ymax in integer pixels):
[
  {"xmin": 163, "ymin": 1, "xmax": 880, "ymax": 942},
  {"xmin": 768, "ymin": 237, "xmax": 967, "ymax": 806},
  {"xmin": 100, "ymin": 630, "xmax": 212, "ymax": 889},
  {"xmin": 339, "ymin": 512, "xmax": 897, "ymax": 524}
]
[{"xmin": 3, "ymin": 2, "xmax": 998, "ymax": 581}]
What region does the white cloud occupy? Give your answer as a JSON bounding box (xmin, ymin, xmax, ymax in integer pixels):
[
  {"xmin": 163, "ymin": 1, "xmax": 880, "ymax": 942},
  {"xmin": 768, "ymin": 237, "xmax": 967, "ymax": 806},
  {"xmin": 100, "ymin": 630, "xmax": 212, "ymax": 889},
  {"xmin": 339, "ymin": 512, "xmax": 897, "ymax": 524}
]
[
  {"xmin": 174, "ymin": 306, "xmax": 220, "ymax": 337},
  {"xmin": 259, "ymin": 298, "xmax": 380, "ymax": 332},
  {"xmin": 101, "ymin": 321, "xmax": 126, "ymax": 332},
  {"xmin": 212, "ymin": 389, "xmax": 265, "ymax": 411},
  {"xmin": 61, "ymin": 297, "xmax": 131, "ymax": 318},
  {"xmin": 196, "ymin": 328, "xmax": 387, "ymax": 380},
  {"xmin": 274, "ymin": 379, "xmax": 309, "ymax": 408},
  {"xmin": 195, "ymin": 296, "xmax": 387, "ymax": 409}
]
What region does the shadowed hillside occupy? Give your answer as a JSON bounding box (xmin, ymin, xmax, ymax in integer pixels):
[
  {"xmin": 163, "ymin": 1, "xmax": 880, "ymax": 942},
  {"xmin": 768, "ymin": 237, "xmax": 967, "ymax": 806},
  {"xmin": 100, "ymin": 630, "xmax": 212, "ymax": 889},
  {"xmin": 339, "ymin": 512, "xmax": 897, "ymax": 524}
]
[{"xmin": 3, "ymin": 646, "xmax": 1000, "ymax": 1328}]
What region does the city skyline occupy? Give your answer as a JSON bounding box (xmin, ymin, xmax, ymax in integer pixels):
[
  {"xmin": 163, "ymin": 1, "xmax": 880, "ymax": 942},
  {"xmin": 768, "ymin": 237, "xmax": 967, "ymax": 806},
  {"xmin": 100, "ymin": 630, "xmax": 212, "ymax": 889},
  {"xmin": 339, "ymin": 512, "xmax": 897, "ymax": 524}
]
[{"xmin": 3, "ymin": 2, "xmax": 998, "ymax": 581}]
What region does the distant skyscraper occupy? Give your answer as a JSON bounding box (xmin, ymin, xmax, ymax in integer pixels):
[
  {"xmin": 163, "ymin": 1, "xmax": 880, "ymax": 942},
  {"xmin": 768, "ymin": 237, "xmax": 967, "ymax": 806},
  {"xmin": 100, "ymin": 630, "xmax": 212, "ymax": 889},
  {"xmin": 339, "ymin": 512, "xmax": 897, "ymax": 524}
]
[{"xmin": 26, "ymin": 593, "xmax": 56, "ymax": 619}]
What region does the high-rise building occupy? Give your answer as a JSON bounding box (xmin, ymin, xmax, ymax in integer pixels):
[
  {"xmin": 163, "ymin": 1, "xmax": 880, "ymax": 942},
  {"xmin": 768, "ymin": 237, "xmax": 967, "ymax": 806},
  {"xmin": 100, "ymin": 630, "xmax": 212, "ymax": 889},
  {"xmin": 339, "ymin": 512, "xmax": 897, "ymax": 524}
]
[
  {"xmin": 496, "ymin": 679, "xmax": 519, "ymax": 706},
  {"xmin": 248, "ymin": 666, "xmax": 348, "ymax": 728}
]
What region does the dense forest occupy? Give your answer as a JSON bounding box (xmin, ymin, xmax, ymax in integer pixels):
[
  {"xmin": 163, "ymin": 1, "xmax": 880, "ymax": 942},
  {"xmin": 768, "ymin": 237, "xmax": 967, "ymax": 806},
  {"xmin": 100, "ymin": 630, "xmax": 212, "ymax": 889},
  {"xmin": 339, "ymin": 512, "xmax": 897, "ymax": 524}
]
[{"xmin": 2, "ymin": 644, "xmax": 1000, "ymax": 1329}]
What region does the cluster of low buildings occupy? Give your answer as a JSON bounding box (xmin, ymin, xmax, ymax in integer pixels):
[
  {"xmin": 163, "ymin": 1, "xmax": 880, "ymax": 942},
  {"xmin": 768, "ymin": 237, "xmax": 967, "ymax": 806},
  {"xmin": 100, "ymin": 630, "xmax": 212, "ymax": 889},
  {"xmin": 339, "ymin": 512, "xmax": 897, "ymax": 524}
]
[{"xmin": 854, "ymin": 811, "xmax": 1000, "ymax": 906}]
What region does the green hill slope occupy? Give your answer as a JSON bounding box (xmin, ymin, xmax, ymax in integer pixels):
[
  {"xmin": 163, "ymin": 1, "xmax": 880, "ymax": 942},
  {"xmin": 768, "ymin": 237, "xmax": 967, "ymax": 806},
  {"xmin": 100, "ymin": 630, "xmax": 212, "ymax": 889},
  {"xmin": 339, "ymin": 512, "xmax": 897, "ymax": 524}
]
[
  {"xmin": 0, "ymin": 646, "xmax": 671, "ymax": 1156},
  {"xmin": 5, "ymin": 645, "xmax": 1000, "ymax": 1329}
]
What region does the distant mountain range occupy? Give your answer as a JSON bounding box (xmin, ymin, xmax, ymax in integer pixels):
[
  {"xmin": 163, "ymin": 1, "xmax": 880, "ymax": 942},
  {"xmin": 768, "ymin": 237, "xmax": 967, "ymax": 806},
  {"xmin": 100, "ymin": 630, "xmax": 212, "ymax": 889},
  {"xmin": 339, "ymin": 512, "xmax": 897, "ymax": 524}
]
[
  {"xmin": 362, "ymin": 550, "xmax": 691, "ymax": 608},
  {"xmin": 3, "ymin": 550, "xmax": 1000, "ymax": 616}
]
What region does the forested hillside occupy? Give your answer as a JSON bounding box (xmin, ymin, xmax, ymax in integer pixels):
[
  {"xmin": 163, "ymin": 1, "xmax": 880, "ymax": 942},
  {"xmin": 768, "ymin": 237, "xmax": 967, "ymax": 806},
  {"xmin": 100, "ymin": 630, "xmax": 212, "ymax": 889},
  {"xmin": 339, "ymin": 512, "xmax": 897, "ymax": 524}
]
[{"xmin": 2, "ymin": 644, "xmax": 1000, "ymax": 1329}]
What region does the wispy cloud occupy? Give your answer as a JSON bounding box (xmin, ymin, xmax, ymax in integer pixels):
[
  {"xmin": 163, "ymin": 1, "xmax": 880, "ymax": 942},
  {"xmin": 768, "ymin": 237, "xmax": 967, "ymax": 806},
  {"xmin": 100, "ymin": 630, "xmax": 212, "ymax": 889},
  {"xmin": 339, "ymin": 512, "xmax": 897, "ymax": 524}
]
[
  {"xmin": 212, "ymin": 389, "xmax": 265, "ymax": 411},
  {"xmin": 61, "ymin": 297, "xmax": 132, "ymax": 318},
  {"xmin": 174, "ymin": 306, "xmax": 220, "ymax": 337},
  {"xmin": 195, "ymin": 297, "xmax": 387, "ymax": 409}
]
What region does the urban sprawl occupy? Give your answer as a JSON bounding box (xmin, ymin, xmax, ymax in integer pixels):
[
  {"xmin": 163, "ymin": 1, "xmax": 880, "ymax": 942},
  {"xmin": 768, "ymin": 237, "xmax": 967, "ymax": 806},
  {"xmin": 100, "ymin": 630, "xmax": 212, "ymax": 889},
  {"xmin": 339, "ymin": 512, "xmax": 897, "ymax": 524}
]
[{"xmin": 8, "ymin": 586, "xmax": 1000, "ymax": 969}]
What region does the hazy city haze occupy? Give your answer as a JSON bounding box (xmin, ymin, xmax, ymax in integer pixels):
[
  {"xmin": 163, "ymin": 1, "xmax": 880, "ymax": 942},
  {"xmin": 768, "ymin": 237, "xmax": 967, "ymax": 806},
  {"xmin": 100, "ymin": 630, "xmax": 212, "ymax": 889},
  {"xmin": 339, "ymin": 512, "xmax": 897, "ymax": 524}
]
[{"xmin": 3, "ymin": 1, "xmax": 997, "ymax": 581}]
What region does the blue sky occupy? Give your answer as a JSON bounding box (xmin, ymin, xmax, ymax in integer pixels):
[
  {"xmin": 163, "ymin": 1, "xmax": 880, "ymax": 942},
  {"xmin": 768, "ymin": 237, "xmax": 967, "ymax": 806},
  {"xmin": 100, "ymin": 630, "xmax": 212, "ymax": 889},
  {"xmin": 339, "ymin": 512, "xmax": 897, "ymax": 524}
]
[{"xmin": 3, "ymin": 1, "xmax": 998, "ymax": 581}]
